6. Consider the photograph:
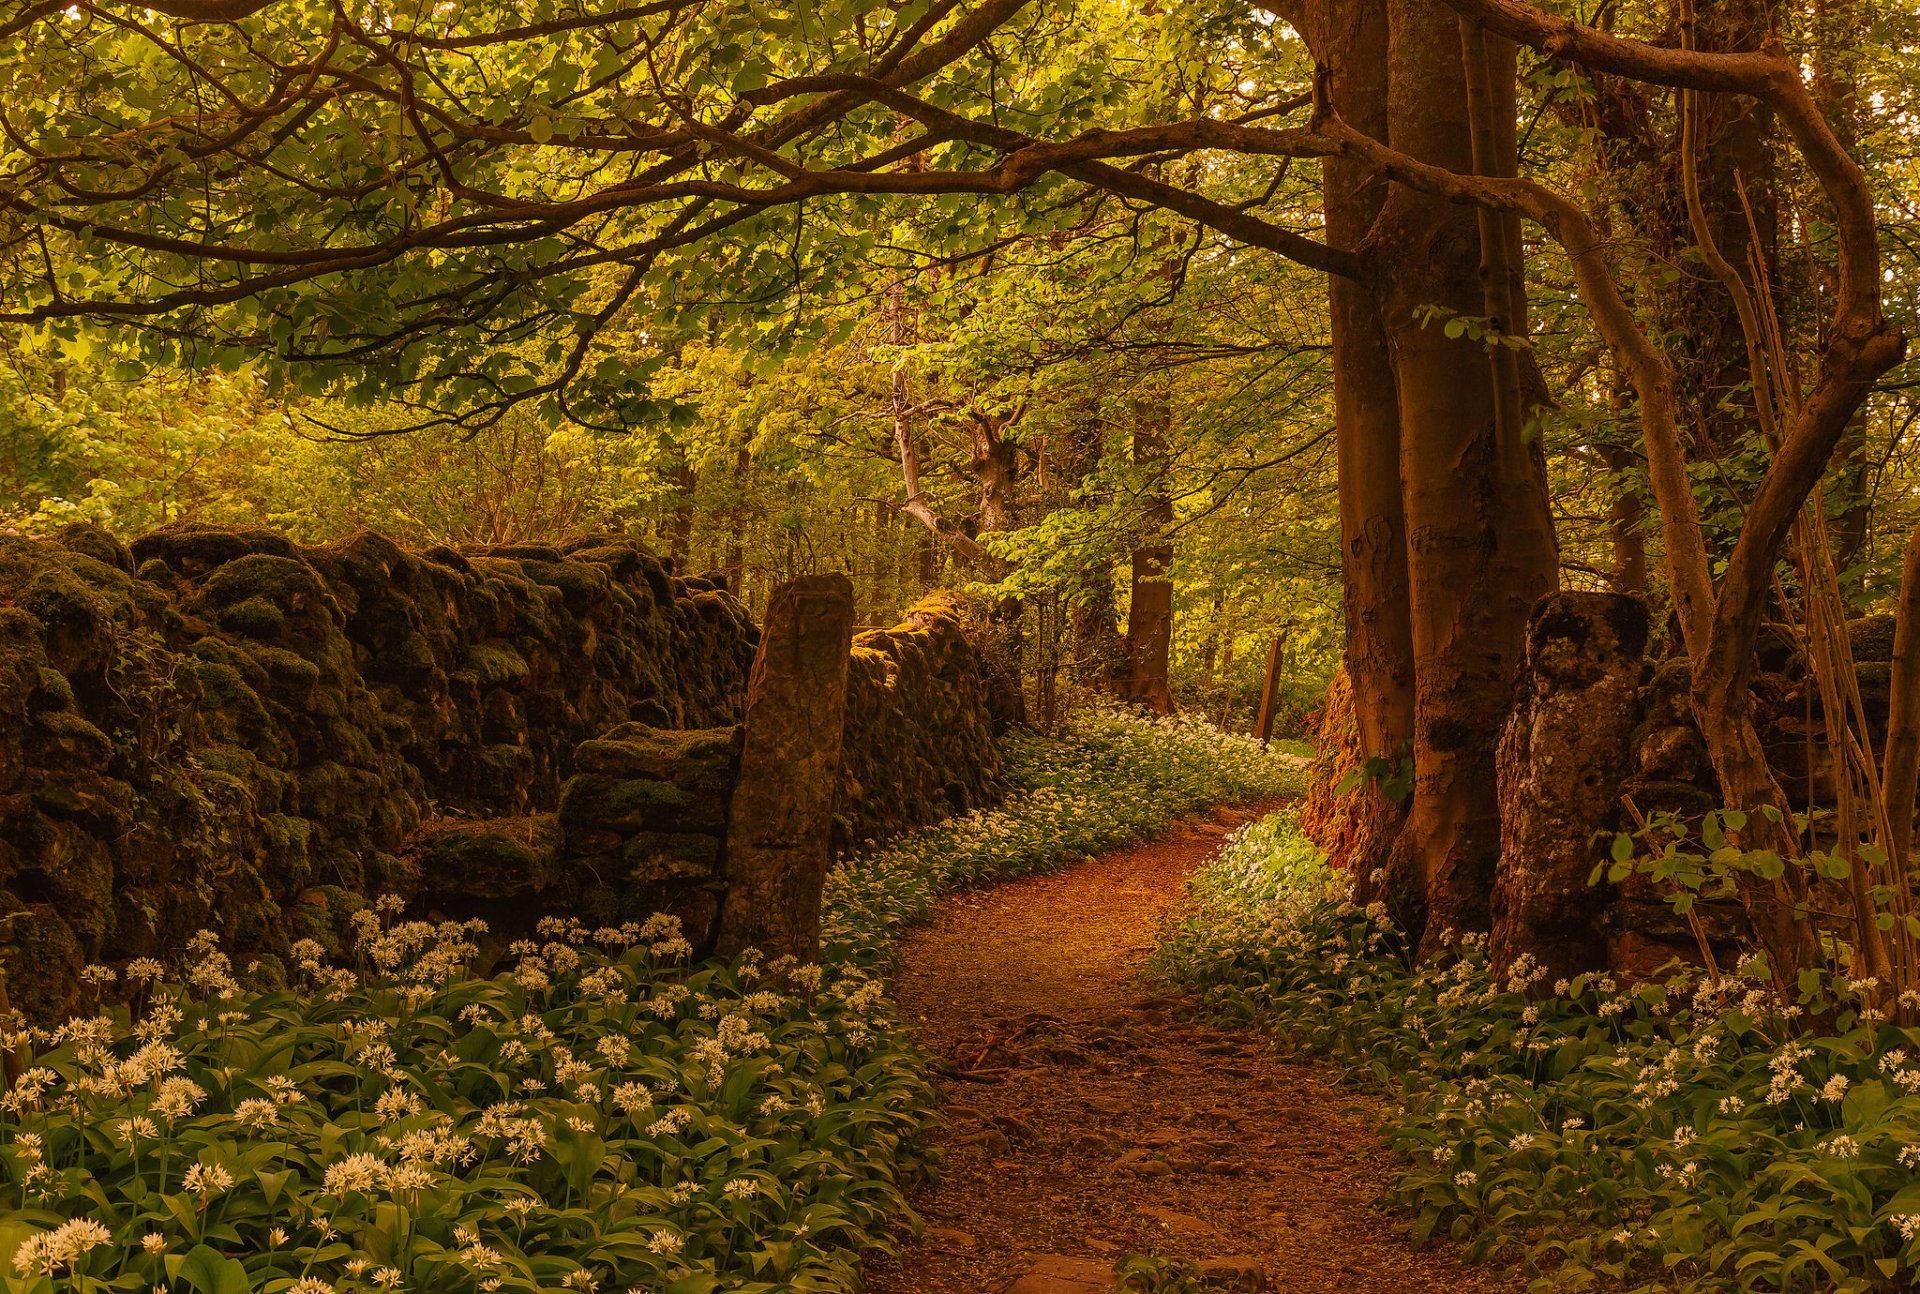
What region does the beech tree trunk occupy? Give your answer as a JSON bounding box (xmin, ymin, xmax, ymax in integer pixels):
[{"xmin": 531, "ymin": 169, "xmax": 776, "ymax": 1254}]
[
  {"xmin": 1303, "ymin": 0, "xmax": 1417, "ymax": 903},
  {"xmin": 1379, "ymin": 1, "xmax": 1560, "ymax": 948}
]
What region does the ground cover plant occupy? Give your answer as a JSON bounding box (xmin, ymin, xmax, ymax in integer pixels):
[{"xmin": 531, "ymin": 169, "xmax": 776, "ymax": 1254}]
[
  {"xmin": 822, "ymin": 710, "xmax": 1310, "ymax": 960},
  {"xmin": 0, "ymin": 713, "xmax": 1300, "ymax": 1294},
  {"xmin": 1154, "ymin": 811, "xmax": 1920, "ymax": 1294}
]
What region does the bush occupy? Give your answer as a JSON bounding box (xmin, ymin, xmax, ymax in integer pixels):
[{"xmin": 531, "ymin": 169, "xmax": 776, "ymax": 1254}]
[
  {"xmin": 2, "ymin": 712, "xmax": 1303, "ymax": 1294},
  {"xmin": 1154, "ymin": 809, "xmax": 1920, "ymax": 1294}
]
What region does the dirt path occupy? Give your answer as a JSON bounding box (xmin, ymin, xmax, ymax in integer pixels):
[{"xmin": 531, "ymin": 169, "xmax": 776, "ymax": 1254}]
[{"xmin": 862, "ymin": 803, "xmax": 1517, "ymax": 1294}]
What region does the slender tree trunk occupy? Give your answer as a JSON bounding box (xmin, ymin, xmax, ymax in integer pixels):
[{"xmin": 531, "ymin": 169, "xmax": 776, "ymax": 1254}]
[
  {"xmin": 885, "ymin": 280, "xmax": 1007, "ymax": 574},
  {"xmin": 666, "ymin": 461, "xmax": 696, "ymax": 570},
  {"xmin": 1119, "ymin": 393, "xmax": 1176, "ymax": 714},
  {"xmin": 723, "ymin": 446, "xmax": 750, "ymax": 601},
  {"xmin": 1380, "ymin": 0, "xmax": 1560, "ymax": 947},
  {"xmin": 1057, "ymin": 410, "xmax": 1125, "ymax": 687},
  {"xmin": 1603, "ymin": 444, "xmax": 1651, "ymax": 594}
]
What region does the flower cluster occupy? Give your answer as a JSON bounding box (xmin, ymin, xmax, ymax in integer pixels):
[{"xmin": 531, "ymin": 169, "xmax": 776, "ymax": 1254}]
[{"xmin": 0, "ymin": 910, "xmax": 928, "ymax": 1294}]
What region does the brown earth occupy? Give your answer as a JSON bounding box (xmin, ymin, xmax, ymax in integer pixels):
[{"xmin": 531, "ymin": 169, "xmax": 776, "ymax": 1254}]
[{"xmin": 862, "ymin": 803, "xmax": 1519, "ymax": 1294}]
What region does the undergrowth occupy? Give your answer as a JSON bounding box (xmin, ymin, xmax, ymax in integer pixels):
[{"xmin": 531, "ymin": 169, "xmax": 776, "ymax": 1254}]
[
  {"xmin": 0, "ymin": 711, "xmax": 1301, "ymax": 1294},
  {"xmin": 1154, "ymin": 808, "xmax": 1920, "ymax": 1294},
  {"xmin": 823, "ymin": 709, "xmax": 1309, "ymax": 960}
]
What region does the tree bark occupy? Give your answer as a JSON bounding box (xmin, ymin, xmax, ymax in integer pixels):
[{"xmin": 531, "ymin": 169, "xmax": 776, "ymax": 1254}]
[
  {"xmin": 1056, "ymin": 410, "xmax": 1125, "ymax": 688},
  {"xmin": 1491, "ymin": 592, "xmax": 1649, "ymax": 980},
  {"xmin": 1301, "ymin": 0, "xmax": 1417, "ymax": 901},
  {"xmin": 1379, "ymin": 0, "xmax": 1560, "ymax": 948},
  {"xmin": 1119, "ymin": 393, "xmax": 1176, "ymax": 714}
]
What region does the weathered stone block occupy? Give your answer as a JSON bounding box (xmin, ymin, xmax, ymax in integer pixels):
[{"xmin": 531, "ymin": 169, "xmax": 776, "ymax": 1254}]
[
  {"xmin": 622, "ymin": 831, "xmax": 723, "ymax": 882},
  {"xmin": 412, "ymin": 817, "xmax": 560, "ymax": 900}
]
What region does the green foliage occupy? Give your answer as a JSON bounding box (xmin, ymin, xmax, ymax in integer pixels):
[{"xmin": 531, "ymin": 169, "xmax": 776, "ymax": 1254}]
[
  {"xmin": 1112, "ymin": 1252, "xmax": 1206, "ymax": 1292},
  {"xmin": 1155, "ymin": 811, "xmax": 1920, "ymax": 1293},
  {"xmin": 0, "ymin": 915, "xmax": 930, "ymax": 1294},
  {"xmin": 1335, "ymin": 742, "xmax": 1415, "ymax": 805},
  {"xmin": 824, "ymin": 709, "xmax": 1309, "ymax": 960}
]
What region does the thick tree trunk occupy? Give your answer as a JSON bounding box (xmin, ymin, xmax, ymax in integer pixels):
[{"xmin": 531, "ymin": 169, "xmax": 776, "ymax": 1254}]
[
  {"xmin": 1303, "ymin": 0, "xmax": 1417, "ymax": 902},
  {"xmin": 1380, "ymin": 0, "xmax": 1560, "ymax": 948},
  {"xmin": 1491, "ymin": 592, "xmax": 1649, "ymax": 980}
]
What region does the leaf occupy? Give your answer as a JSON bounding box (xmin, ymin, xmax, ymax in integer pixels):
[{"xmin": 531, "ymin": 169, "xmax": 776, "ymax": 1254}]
[{"xmin": 172, "ymin": 1246, "xmax": 251, "ymax": 1294}]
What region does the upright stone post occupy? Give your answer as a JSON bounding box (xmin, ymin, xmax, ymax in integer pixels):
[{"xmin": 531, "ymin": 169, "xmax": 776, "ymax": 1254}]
[
  {"xmin": 714, "ymin": 574, "xmax": 855, "ymax": 961},
  {"xmin": 1490, "ymin": 591, "xmax": 1648, "ymax": 982}
]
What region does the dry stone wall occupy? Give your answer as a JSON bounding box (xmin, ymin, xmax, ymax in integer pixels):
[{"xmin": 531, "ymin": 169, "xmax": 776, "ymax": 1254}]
[
  {"xmin": 0, "ymin": 522, "xmax": 757, "ymax": 1017},
  {"xmin": 0, "ymin": 526, "xmax": 1008, "ymax": 1015},
  {"xmin": 837, "ymin": 591, "xmax": 1005, "ymax": 850}
]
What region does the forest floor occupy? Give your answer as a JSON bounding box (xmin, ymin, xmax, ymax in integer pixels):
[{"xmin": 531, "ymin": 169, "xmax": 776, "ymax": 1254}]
[{"xmin": 861, "ymin": 802, "xmax": 1518, "ymax": 1294}]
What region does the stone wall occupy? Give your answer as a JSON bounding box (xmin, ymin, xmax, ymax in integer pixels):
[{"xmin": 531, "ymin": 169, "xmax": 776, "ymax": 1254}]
[
  {"xmin": 425, "ymin": 589, "xmax": 1010, "ymax": 957},
  {"xmin": 0, "ymin": 522, "xmax": 757, "ymax": 1017},
  {"xmin": 0, "ymin": 526, "xmax": 1010, "ymax": 1014},
  {"xmin": 837, "ymin": 591, "xmax": 1005, "ymax": 850}
]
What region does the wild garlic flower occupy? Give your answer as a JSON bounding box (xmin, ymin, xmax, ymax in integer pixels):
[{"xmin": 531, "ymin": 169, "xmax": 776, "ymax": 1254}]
[{"xmin": 182, "ymin": 1162, "xmax": 234, "ymax": 1196}]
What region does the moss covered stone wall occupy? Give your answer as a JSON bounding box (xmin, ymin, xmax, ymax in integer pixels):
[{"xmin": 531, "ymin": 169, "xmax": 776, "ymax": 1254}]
[
  {"xmin": 837, "ymin": 591, "xmax": 1005, "ymax": 851},
  {"xmin": 0, "ymin": 523, "xmax": 757, "ymax": 1017},
  {"xmin": 0, "ymin": 526, "xmax": 1007, "ymax": 1014}
]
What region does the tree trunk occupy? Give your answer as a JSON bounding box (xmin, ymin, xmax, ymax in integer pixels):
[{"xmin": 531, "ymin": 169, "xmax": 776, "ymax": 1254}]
[
  {"xmin": 666, "ymin": 461, "xmax": 696, "ymax": 570},
  {"xmin": 1303, "ymin": 0, "xmax": 1418, "ymax": 902},
  {"xmin": 1119, "ymin": 394, "xmax": 1176, "ymax": 714},
  {"xmin": 1491, "ymin": 592, "xmax": 1649, "ymax": 980},
  {"xmin": 723, "ymin": 445, "xmax": 750, "ymax": 602},
  {"xmin": 1603, "ymin": 443, "xmax": 1650, "ymax": 595},
  {"xmin": 967, "ymin": 405, "xmax": 1022, "ymax": 534},
  {"xmin": 1057, "ymin": 412, "xmax": 1125, "ymax": 687},
  {"xmin": 1380, "ymin": 0, "xmax": 1560, "ymax": 948}
]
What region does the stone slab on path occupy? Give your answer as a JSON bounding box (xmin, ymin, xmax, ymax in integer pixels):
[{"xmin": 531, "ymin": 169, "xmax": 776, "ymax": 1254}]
[
  {"xmin": 1004, "ymin": 1255, "xmax": 1115, "ymax": 1293},
  {"xmin": 861, "ymin": 802, "xmax": 1521, "ymax": 1294}
]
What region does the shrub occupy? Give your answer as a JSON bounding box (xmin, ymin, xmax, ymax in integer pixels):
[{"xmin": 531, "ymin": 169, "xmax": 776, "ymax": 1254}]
[{"xmin": 1154, "ymin": 810, "xmax": 1920, "ymax": 1294}]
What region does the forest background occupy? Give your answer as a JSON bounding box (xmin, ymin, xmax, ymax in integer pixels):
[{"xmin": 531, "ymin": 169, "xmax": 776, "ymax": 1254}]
[{"xmin": 5, "ymin": 0, "xmax": 1920, "ymax": 743}]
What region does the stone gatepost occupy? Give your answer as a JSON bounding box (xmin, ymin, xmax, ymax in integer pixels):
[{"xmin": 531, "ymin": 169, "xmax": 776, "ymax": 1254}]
[
  {"xmin": 713, "ymin": 574, "xmax": 855, "ymax": 961},
  {"xmin": 1490, "ymin": 591, "xmax": 1649, "ymax": 981}
]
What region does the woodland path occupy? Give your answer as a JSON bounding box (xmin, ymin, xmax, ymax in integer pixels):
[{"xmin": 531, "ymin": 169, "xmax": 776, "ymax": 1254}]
[{"xmin": 861, "ymin": 803, "xmax": 1518, "ymax": 1294}]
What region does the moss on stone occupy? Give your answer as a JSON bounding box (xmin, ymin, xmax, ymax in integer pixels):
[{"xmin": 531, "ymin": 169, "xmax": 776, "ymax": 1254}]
[
  {"xmin": 466, "ymin": 641, "xmax": 530, "ymax": 689},
  {"xmin": 218, "ymin": 596, "xmax": 286, "ymax": 639}
]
